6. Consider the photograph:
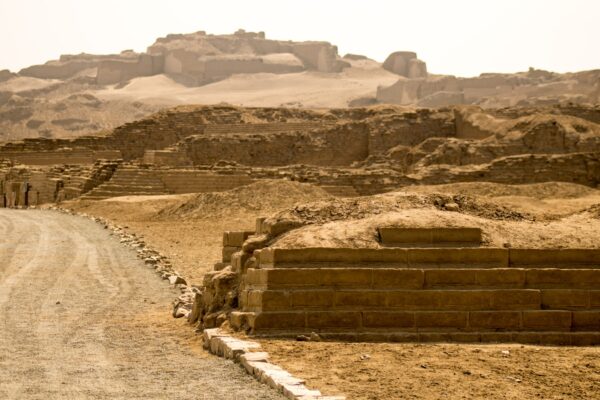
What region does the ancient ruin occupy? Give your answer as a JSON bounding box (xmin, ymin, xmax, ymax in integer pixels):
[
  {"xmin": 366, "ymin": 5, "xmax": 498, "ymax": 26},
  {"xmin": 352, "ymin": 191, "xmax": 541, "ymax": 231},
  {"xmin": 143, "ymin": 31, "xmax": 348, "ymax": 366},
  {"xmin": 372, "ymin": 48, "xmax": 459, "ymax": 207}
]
[{"xmin": 1, "ymin": 17, "xmax": 599, "ymax": 400}]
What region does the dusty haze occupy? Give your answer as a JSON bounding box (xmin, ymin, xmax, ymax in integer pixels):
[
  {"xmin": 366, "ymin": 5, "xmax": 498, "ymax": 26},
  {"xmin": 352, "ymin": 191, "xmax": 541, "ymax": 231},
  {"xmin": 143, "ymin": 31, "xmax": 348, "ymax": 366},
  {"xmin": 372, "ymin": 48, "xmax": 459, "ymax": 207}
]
[{"xmin": 1, "ymin": 0, "xmax": 599, "ymax": 76}]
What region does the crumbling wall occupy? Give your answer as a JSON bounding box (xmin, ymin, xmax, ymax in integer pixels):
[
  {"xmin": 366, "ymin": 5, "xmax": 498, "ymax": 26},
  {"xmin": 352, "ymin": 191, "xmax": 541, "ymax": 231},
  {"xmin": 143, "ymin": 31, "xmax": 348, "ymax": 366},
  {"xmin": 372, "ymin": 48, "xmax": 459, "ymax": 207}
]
[
  {"xmin": 291, "ymin": 42, "xmax": 349, "ymax": 72},
  {"xmin": 184, "ymin": 124, "xmax": 369, "ymax": 166},
  {"xmin": 417, "ymin": 152, "xmax": 600, "ymax": 187},
  {"xmin": 96, "ymin": 54, "xmax": 165, "ymax": 85},
  {"xmin": 382, "ymin": 51, "xmax": 428, "ymax": 78},
  {"xmin": 367, "ymin": 109, "xmax": 456, "ymax": 154},
  {"xmin": 158, "ymin": 171, "xmax": 254, "ymax": 194},
  {"xmin": 454, "ymin": 106, "xmax": 503, "ymax": 139},
  {"xmin": 0, "ymin": 149, "xmax": 121, "ymax": 165}
]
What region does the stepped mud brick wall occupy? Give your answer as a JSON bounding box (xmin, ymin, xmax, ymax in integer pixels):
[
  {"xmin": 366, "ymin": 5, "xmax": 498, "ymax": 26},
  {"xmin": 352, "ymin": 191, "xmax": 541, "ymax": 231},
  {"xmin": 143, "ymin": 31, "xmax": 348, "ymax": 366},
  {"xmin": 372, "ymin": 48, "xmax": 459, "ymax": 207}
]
[
  {"xmin": 81, "ymin": 166, "xmax": 169, "ymax": 200},
  {"xmin": 80, "ymin": 165, "xmax": 256, "ymax": 200},
  {"xmin": 222, "ymin": 231, "xmax": 255, "ymax": 264},
  {"xmin": 0, "ymin": 149, "xmax": 121, "ymax": 165},
  {"xmin": 158, "ymin": 170, "xmax": 254, "ymax": 194},
  {"xmin": 232, "ymin": 236, "xmax": 600, "ymax": 345},
  {"xmin": 143, "ymin": 150, "xmax": 192, "ymax": 166},
  {"xmin": 418, "ymin": 152, "xmax": 600, "ymax": 187}
]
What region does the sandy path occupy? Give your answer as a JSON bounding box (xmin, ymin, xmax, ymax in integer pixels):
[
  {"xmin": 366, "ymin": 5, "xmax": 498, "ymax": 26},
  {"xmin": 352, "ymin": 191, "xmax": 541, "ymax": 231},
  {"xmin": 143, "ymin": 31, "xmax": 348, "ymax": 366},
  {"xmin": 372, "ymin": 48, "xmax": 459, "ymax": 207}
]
[{"xmin": 0, "ymin": 209, "xmax": 283, "ymax": 400}]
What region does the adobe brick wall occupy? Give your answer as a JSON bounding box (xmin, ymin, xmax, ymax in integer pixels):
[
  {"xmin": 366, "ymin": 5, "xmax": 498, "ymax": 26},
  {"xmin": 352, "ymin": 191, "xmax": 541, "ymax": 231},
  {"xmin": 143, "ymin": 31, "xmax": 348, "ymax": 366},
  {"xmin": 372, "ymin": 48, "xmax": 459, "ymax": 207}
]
[{"xmin": 234, "ymin": 245, "xmax": 600, "ymax": 344}]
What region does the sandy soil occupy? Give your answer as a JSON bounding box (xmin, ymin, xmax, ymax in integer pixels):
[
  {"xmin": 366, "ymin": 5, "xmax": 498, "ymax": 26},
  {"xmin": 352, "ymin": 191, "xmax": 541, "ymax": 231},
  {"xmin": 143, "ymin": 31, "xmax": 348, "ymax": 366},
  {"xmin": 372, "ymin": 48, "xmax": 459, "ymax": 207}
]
[
  {"xmin": 259, "ymin": 339, "xmax": 600, "ymax": 400},
  {"xmin": 62, "ymin": 181, "xmax": 600, "ymax": 399},
  {"xmin": 0, "ymin": 209, "xmax": 283, "ymax": 400},
  {"xmin": 67, "ymin": 181, "xmax": 333, "ymax": 283},
  {"xmin": 95, "ymin": 60, "xmax": 397, "ymax": 108}
]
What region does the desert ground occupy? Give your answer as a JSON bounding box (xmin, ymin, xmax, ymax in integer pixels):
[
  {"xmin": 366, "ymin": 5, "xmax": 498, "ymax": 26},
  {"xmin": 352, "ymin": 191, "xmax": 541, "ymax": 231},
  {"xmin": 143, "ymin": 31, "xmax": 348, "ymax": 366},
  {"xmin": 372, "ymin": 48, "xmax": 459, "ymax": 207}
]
[
  {"xmin": 61, "ymin": 180, "xmax": 600, "ymax": 399},
  {"xmin": 1, "ymin": 25, "xmax": 599, "ymax": 400}
]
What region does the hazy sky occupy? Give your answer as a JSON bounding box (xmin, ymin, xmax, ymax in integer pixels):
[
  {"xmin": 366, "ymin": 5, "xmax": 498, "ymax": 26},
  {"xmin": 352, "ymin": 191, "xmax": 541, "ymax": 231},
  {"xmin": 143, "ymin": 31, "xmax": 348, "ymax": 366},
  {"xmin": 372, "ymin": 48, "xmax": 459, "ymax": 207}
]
[{"xmin": 1, "ymin": 0, "xmax": 599, "ymax": 77}]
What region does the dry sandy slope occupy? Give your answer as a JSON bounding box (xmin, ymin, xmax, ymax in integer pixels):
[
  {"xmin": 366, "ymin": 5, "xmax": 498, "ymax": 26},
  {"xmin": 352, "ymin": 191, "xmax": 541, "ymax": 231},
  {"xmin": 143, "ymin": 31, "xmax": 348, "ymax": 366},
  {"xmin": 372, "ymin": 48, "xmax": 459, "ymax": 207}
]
[
  {"xmin": 68, "ymin": 181, "xmax": 333, "ymax": 283},
  {"xmin": 95, "ymin": 60, "xmax": 397, "ymax": 108},
  {"xmin": 0, "ymin": 209, "xmax": 283, "ymax": 400}
]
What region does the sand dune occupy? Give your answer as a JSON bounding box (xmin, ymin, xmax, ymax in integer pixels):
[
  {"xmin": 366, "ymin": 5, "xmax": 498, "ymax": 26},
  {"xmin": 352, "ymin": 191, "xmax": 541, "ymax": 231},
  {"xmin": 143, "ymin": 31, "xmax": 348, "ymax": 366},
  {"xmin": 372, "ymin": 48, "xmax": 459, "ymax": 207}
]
[{"xmin": 95, "ymin": 61, "xmax": 398, "ymax": 108}]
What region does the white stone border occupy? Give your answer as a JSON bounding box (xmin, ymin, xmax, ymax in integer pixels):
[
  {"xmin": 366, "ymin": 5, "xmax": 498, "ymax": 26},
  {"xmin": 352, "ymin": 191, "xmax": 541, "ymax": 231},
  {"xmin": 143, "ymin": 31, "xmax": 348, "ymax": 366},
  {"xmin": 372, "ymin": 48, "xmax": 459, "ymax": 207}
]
[{"xmin": 203, "ymin": 328, "xmax": 345, "ymax": 400}]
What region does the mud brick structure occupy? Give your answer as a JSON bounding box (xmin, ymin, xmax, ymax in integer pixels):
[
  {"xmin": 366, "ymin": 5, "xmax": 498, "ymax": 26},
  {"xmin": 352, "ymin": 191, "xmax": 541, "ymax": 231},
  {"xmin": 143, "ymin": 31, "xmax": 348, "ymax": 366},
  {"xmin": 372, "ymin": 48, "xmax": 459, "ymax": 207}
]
[
  {"xmin": 230, "ymin": 227, "xmax": 600, "ymax": 345},
  {"xmin": 1, "ymin": 103, "xmax": 600, "ymax": 208}
]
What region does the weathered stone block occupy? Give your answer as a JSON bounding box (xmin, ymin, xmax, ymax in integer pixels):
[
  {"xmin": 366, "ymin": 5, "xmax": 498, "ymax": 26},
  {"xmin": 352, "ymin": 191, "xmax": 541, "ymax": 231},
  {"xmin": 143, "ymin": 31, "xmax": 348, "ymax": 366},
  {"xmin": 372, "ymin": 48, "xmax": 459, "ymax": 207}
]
[
  {"xmin": 526, "ymin": 269, "xmax": 600, "ymax": 287},
  {"xmin": 469, "ymin": 311, "xmax": 521, "ymax": 329},
  {"xmin": 477, "ymin": 269, "xmax": 526, "ymax": 286},
  {"xmin": 541, "ymin": 289, "xmax": 590, "ymax": 309},
  {"xmin": 590, "ymin": 291, "xmax": 600, "ymax": 307},
  {"xmin": 362, "ymin": 311, "xmax": 415, "ymax": 328},
  {"xmin": 320, "ymin": 269, "xmax": 372, "ymax": 287},
  {"xmin": 522, "ymin": 310, "xmax": 572, "ymax": 330},
  {"xmin": 246, "ymin": 290, "xmax": 290, "ymax": 311},
  {"xmin": 570, "ymin": 332, "xmax": 600, "ymax": 346},
  {"xmin": 245, "ymin": 268, "xmax": 267, "ymax": 286},
  {"xmin": 231, "ymin": 251, "xmax": 251, "ymax": 273},
  {"xmin": 222, "ymin": 246, "xmax": 239, "ymax": 263},
  {"xmin": 489, "ymin": 289, "xmax": 541, "ymax": 310},
  {"xmin": 372, "ymin": 269, "xmax": 424, "ymax": 289},
  {"xmin": 261, "ymin": 269, "xmax": 322, "ymax": 287},
  {"xmin": 571, "ymin": 311, "xmax": 600, "ymax": 330},
  {"xmin": 334, "ymin": 290, "xmax": 387, "ymax": 308},
  {"xmin": 388, "ymin": 290, "xmax": 496, "ymax": 311},
  {"xmin": 414, "ymin": 311, "xmax": 468, "ymax": 329},
  {"xmin": 424, "ymin": 269, "xmax": 478, "ymax": 287},
  {"xmin": 306, "ymin": 311, "xmax": 361, "ymax": 329},
  {"xmin": 250, "ymin": 312, "xmax": 306, "ymax": 330},
  {"xmin": 290, "ymin": 290, "xmax": 335, "ymax": 308},
  {"xmin": 407, "ymin": 248, "xmax": 508, "ymax": 267},
  {"xmin": 510, "ymin": 248, "xmax": 600, "ymax": 266}
]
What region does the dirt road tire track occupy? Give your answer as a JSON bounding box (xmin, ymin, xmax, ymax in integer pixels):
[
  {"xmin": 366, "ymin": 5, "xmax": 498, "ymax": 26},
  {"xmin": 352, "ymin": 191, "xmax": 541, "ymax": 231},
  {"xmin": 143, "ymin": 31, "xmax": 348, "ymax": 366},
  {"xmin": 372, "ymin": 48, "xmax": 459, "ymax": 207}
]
[{"xmin": 0, "ymin": 209, "xmax": 284, "ymax": 400}]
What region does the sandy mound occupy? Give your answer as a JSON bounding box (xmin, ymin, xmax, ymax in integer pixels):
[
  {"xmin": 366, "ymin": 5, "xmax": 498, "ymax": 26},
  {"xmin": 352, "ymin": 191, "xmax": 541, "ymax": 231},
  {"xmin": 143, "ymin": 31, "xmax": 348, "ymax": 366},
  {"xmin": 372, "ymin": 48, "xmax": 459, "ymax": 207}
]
[
  {"xmin": 258, "ymin": 189, "xmax": 600, "ymax": 249},
  {"xmin": 402, "ymin": 182, "xmax": 600, "ymax": 219},
  {"xmin": 267, "ymin": 191, "xmax": 531, "ymax": 227},
  {"xmin": 271, "ymin": 206, "xmax": 600, "ymax": 250},
  {"xmin": 96, "ymin": 67, "xmax": 398, "ymax": 109},
  {"xmin": 403, "ymin": 182, "xmax": 599, "ymax": 199},
  {"xmin": 157, "ymin": 180, "xmax": 333, "ymax": 220}
]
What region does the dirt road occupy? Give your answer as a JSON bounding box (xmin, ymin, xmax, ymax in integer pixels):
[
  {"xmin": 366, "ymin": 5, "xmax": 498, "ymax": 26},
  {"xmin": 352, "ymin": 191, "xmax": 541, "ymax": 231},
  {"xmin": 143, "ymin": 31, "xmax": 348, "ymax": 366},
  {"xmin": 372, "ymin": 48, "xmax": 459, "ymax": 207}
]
[{"xmin": 0, "ymin": 209, "xmax": 283, "ymax": 400}]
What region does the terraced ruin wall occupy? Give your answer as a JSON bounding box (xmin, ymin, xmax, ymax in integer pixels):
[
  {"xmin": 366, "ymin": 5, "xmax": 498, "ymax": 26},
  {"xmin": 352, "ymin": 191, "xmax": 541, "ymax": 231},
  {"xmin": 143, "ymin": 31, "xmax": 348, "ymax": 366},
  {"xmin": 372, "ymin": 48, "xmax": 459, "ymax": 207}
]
[
  {"xmin": 419, "ymin": 152, "xmax": 600, "ymax": 187},
  {"xmin": 0, "ymin": 150, "xmax": 121, "ymax": 165},
  {"xmin": 0, "ymin": 106, "xmax": 456, "ymax": 165}
]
